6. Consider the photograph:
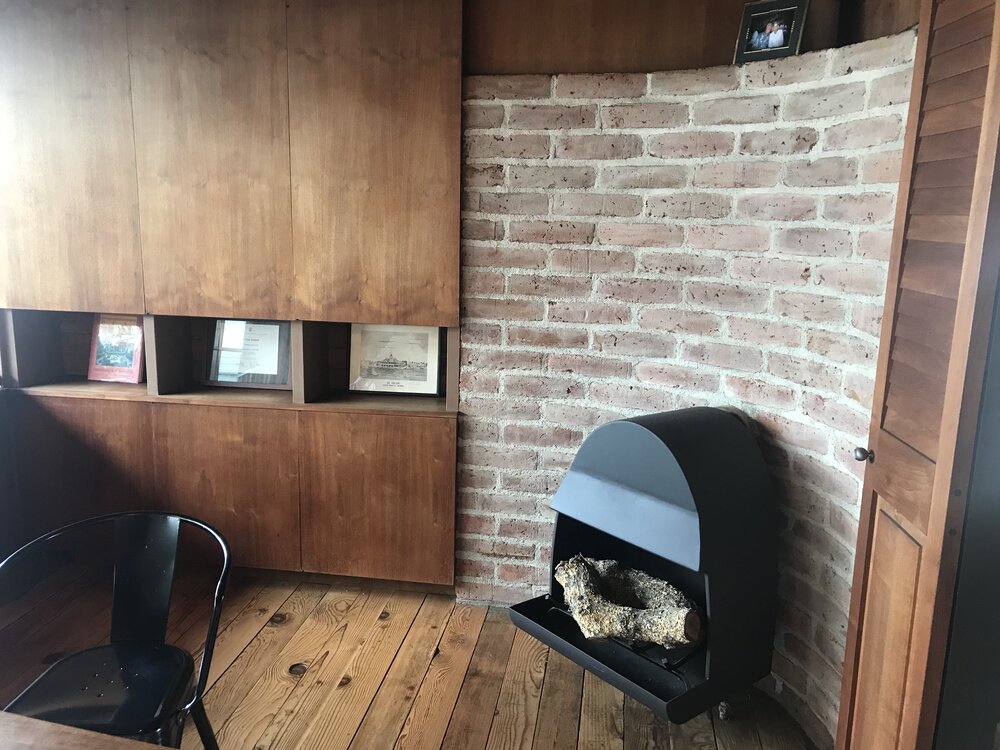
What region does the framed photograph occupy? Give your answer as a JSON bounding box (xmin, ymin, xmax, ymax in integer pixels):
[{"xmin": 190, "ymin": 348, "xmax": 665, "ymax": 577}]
[
  {"xmin": 88, "ymin": 314, "xmax": 145, "ymax": 383},
  {"xmin": 207, "ymin": 319, "xmax": 291, "ymax": 389},
  {"xmin": 349, "ymin": 324, "xmax": 440, "ymax": 395},
  {"xmin": 734, "ymin": 0, "xmax": 808, "ymax": 64}
]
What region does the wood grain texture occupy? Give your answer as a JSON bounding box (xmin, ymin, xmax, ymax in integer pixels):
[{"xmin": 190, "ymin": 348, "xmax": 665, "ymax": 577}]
[
  {"xmin": 150, "ymin": 404, "xmax": 300, "ymax": 570},
  {"xmin": 299, "ymin": 411, "xmax": 456, "ymax": 585},
  {"xmin": 128, "ymin": 0, "xmax": 293, "ymax": 319},
  {"xmin": 578, "ymin": 670, "xmax": 625, "ymax": 750},
  {"xmin": 288, "ymin": 0, "xmax": 460, "ymax": 326},
  {"xmin": 484, "ymin": 629, "xmax": 548, "ymax": 750},
  {"xmin": 532, "ymin": 650, "xmax": 583, "ymax": 750},
  {"xmin": 845, "ymin": 0, "xmax": 922, "ymax": 43},
  {"xmin": 0, "ymin": 712, "xmax": 151, "ymax": 750},
  {"xmin": 0, "ymin": 0, "xmax": 143, "ymax": 314}
]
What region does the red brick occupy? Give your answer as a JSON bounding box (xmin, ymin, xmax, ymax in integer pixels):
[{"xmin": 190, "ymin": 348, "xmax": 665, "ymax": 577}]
[
  {"xmin": 555, "ymin": 134, "xmax": 643, "ymax": 160},
  {"xmin": 460, "ymin": 397, "xmax": 541, "ymax": 420},
  {"xmin": 784, "ymin": 83, "xmax": 866, "ymax": 120},
  {"xmin": 551, "ymin": 193, "xmax": 642, "ymax": 217},
  {"xmin": 692, "ymin": 95, "xmax": 779, "ymax": 125},
  {"xmin": 784, "ymin": 157, "xmax": 859, "ymax": 188},
  {"xmin": 461, "ymin": 298, "xmax": 545, "ymax": 321},
  {"xmin": 508, "ymin": 326, "xmax": 589, "ymax": 348},
  {"xmin": 682, "ymin": 342, "xmax": 764, "ymax": 372},
  {"xmin": 509, "ymin": 220, "xmax": 595, "ymax": 244},
  {"xmin": 548, "ymin": 301, "xmax": 631, "ymax": 324},
  {"xmin": 509, "ymin": 165, "xmax": 596, "ymax": 189},
  {"xmin": 806, "ymin": 330, "xmax": 877, "ymax": 365},
  {"xmin": 547, "ymin": 354, "xmax": 631, "ymax": 378},
  {"xmin": 740, "ymin": 127, "xmax": 818, "ymax": 155},
  {"xmin": 462, "ymin": 349, "xmax": 544, "ymax": 371},
  {"xmin": 457, "ymin": 512, "xmax": 495, "ymax": 535},
  {"xmin": 743, "ymin": 51, "xmax": 830, "ymax": 88},
  {"xmin": 861, "ymin": 150, "xmax": 903, "ymax": 185},
  {"xmin": 459, "ymin": 466, "xmax": 498, "ymax": 490},
  {"xmin": 504, "ymin": 374, "xmax": 584, "ymax": 399},
  {"xmin": 803, "ymin": 394, "xmax": 869, "ymax": 437},
  {"xmin": 462, "ymin": 218, "xmax": 503, "ymax": 241},
  {"xmin": 823, "ymin": 193, "xmax": 895, "ymax": 225},
  {"xmin": 688, "ymin": 224, "xmax": 771, "ymax": 252},
  {"xmin": 648, "ymin": 131, "xmax": 735, "ymax": 158},
  {"xmin": 687, "ymin": 282, "xmax": 770, "ymax": 313},
  {"xmin": 462, "ymin": 245, "xmax": 547, "ymax": 270},
  {"xmin": 455, "ymin": 581, "xmax": 534, "ymax": 605},
  {"xmin": 596, "ymin": 223, "xmax": 684, "ymax": 248},
  {"xmin": 601, "ymin": 102, "xmax": 689, "ymax": 129},
  {"xmin": 776, "ymin": 228, "xmax": 853, "ymax": 258},
  {"xmin": 463, "ymin": 103, "xmax": 505, "ymax": 129},
  {"xmin": 463, "ymin": 163, "xmax": 504, "ymax": 188},
  {"xmin": 508, "ymin": 104, "xmax": 596, "ymax": 129},
  {"xmin": 542, "ymin": 402, "xmax": 627, "ymax": 428},
  {"xmin": 868, "ymin": 69, "xmax": 912, "ymax": 108},
  {"xmin": 725, "ymin": 376, "xmax": 798, "ymax": 407},
  {"xmin": 457, "ymin": 556, "xmax": 496, "ymax": 580},
  {"xmin": 508, "ymin": 274, "xmax": 592, "ymax": 298},
  {"xmin": 730, "ymin": 257, "xmax": 812, "ymax": 286},
  {"xmin": 554, "ymin": 73, "xmax": 647, "ymax": 98},
  {"xmin": 460, "ymin": 370, "xmax": 500, "ymax": 395},
  {"xmin": 636, "ymin": 363, "xmax": 720, "ymax": 390},
  {"xmin": 592, "ymin": 331, "xmax": 677, "ymax": 357},
  {"xmin": 639, "ymin": 251, "xmax": 727, "ymax": 277},
  {"xmin": 463, "ymin": 133, "xmax": 550, "ymax": 159},
  {"xmin": 737, "ymin": 194, "xmax": 818, "ymax": 221},
  {"xmin": 822, "ymin": 115, "xmax": 901, "ymax": 149},
  {"xmin": 844, "ymin": 371, "xmax": 875, "ymax": 410},
  {"xmin": 768, "ymin": 352, "xmax": 843, "ymax": 391},
  {"xmin": 460, "ymin": 537, "xmax": 537, "ymax": 560},
  {"xmin": 598, "ymin": 165, "xmax": 688, "ymax": 189},
  {"xmin": 638, "ymin": 308, "xmax": 723, "ymax": 335},
  {"xmin": 857, "ymin": 230, "xmax": 893, "ymax": 260},
  {"xmin": 460, "ymin": 322, "xmax": 502, "ymax": 346},
  {"xmin": 503, "ymin": 424, "xmax": 583, "ymax": 448},
  {"xmin": 479, "ymin": 192, "xmax": 549, "ymax": 214},
  {"xmin": 852, "ymin": 302, "xmax": 884, "ymax": 337},
  {"xmin": 830, "ymin": 30, "xmax": 915, "ymax": 75},
  {"xmin": 811, "ymin": 263, "xmax": 887, "ymax": 295},
  {"xmin": 727, "ymin": 317, "xmax": 803, "ymax": 347},
  {"xmin": 692, "ymin": 161, "xmax": 781, "ymax": 188},
  {"xmin": 497, "ymin": 518, "xmax": 556, "ymax": 542},
  {"xmin": 596, "ymin": 278, "xmax": 681, "ymax": 304},
  {"xmin": 773, "ymin": 292, "xmax": 847, "ymax": 323},
  {"xmin": 551, "ymin": 249, "xmax": 636, "ymax": 274},
  {"xmin": 650, "ymin": 66, "xmax": 738, "ymax": 95},
  {"xmin": 648, "ymin": 192, "xmax": 731, "ymax": 219},
  {"xmin": 463, "ymin": 75, "xmax": 551, "ymax": 100},
  {"xmin": 462, "ymin": 269, "xmax": 504, "ymax": 294},
  {"xmin": 590, "ymin": 382, "xmax": 675, "ymax": 411},
  {"xmin": 755, "ymin": 412, "xmax": 830, "ymax": 453}
]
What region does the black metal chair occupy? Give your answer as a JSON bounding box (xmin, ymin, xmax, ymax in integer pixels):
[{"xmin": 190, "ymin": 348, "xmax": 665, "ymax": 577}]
[{"xmin": 0, "ymin": 512, "xmax": 230, "ymax": 748}]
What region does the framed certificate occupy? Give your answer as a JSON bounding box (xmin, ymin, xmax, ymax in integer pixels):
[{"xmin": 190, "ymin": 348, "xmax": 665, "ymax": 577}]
[
  {"xmin": 87, "ymin": 314, "xmax": 145, "ymax": 383},
  {"xmin": 349, "ymin": 324, "xmax": 441, "ymax": 395},
  {"xmin": 207, "ymin": 320, "xmax": 291, "ymax": 389}
]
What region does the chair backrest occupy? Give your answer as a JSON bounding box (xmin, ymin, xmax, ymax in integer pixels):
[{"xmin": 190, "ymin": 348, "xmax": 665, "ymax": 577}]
[{"xmin": 0, "ymin": 511, "xmax": 231, "ymax": 704}]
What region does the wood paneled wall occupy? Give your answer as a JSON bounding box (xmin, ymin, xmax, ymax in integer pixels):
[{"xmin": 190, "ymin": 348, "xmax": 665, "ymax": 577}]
[
  {"xmin": 463, "ymin": 0, "xmax": 842, "ymax": 75},
  {"xmin": 844, "ymin": 0, "xmax": 923, "ymax": 44}
]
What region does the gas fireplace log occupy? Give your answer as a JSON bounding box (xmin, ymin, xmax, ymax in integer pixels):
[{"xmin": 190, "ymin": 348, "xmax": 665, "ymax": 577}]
[{"xmin": 554, "ymin": 554, "xmax": 702, "ymax": 647}]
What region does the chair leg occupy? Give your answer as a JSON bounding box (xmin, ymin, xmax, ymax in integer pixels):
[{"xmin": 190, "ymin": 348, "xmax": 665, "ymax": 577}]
[{"xmin": 190, "ymin": 699, "xmax": 219, "ymax": 750}]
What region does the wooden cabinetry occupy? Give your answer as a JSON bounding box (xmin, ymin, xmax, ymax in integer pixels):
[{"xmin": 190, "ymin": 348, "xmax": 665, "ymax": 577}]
[
  {"xmin": 0, "ymin": 0, "xmax": 143, "ymax": 314},
  {"xmin": 299, "ymin": 412, "xmax": 456, "ymax": 585},
  {"xmin": 150, "ymin": 404, "xmax": 300, "ymax": 571},
  {"xmin": 128, "ymin": 0, "xmax": 294, "ymax": 319},
  {"xmin": 837, "ymin": 0, "xmax": 1000, "ymax": 746},
  {"xmin": 288, "ymin": 0, "xmax": 461, "ymax": 326}
]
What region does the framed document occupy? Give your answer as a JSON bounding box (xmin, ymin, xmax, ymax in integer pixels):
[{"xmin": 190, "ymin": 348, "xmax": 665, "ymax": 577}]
[
  {"xmin": 88, "ymin": 314, "xmax": 145, "ymax": 383},
  {"xmin": 207, "ymin": 320, "xmax": 291, "ymax": 389},
  {"xmin": 349, "ymin": 324, "xmax": 440, "ymax": 395}
]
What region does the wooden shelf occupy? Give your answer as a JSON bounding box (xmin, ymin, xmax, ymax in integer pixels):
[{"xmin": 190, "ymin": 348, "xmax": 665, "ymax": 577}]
[{"xmin": 17, "ymin": 382, "xmax": 455, "ymax": 418}]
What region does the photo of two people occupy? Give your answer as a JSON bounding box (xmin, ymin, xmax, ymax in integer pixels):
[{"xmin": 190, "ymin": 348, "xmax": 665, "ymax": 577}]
[
  {"xmin": 734, "ymin": 0, "xmax": 807, "ymax": 64},
  {"xmin": 747, "ymin": 15, "xmax": 791, "ymax": 50}
]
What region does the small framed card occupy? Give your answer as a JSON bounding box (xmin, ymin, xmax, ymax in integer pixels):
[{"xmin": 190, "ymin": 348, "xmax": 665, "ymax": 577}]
[
  {"xmin": 734, "ymin": 0, "xmax": 808, "ymax": 65},
  {"xmin": 207, "ymin": 319, "xmax": 291, "ymax": 389},
  {"xmin": 88, "ymin": 314, "xmax": 145, "ymax": 383},
  {"xmin": 349, "ymin": 324, "xmax": 440, "ymax": 395}
]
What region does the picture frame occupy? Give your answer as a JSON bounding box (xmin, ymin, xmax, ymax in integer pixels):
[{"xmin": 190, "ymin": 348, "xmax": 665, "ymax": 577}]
[
  {"xmin": 349, "ymin": 324, "xmax": 441, "ymax": 396},
  {"xmin": 87, "ymin": 314, "xmax": 145, "ymax": 383},
  {"xmin": 734, "ymin": 0, "xmax": 809, "ymax": 65},
  {"xmin": 206, "ymin": 319, "xmax": 291, "ymax": 389}
]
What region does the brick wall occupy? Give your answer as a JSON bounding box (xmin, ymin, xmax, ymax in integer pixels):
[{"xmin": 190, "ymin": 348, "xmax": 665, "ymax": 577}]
[{"xmin": 457, "ymin": 31, "xmax": 916, "ymax": 748}]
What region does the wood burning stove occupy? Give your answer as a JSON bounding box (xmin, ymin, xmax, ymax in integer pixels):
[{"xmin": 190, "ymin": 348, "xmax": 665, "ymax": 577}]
[{"xmin": 509, "ymin": 407, "xmax": 777, "ymax": 723}]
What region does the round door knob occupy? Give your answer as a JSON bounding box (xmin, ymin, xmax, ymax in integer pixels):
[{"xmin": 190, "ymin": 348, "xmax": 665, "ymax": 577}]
[{"xmin": 853, "ymin": 447, "xmax": 875, "ymax": 462}]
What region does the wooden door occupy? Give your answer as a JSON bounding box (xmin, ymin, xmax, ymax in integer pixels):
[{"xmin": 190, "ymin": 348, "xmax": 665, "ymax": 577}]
[
  {"xmin": 299, "ymin": 412, "xmax": 456, "ymax": 585},
  {"xmin": 128, "ymin": 0, "xmax": 294, "ymax": 320},
  {"xmin": 150, "ymin": 404, "xmax": 301, "ymax": 570},
  {"xmin": 838, "ymin": 0, "xmax": 1000, "ymax": 747},
  {"xmin": 0, "ymin": 0, "xmax": 143, "ymax": 314},
  {"xmin": 288, "ymin": 0, "xmax": 461, "ymax": 327}
]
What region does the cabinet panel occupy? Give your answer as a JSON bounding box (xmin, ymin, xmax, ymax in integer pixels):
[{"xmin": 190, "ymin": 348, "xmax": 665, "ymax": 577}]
[
  {"xmin": 0, "ymin": 0, "xmax": 143, "ymax": 313},
  {"xmin": 11, "ymin": 395, "xmax": 155, "ymax": 539},
  {"xmin": 299, "ymin": 412, "xmax": 456, "ymax": 585},
  {"xmin": 150, "ymin": 404, "xmax": 300, "ymax": 570},
  {"xmin": 288, "ymin": 0, "xmax": 460, "ymax": 326},
  {"xmin": 128, "ymin": 0, "xmax": 293, "ymax": 319}
]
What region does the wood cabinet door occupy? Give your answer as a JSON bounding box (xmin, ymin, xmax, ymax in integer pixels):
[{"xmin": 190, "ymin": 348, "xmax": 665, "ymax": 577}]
[
  {"xmin": 10, "ymin": 395, "xmax": 155, "ymax": 540},
  {"xmin": 288, "ymin": 0, "xmax": 461, "ymax": 327},
  {"xmin": 128, "ymin": 0, "xmax": 293, "ymax": 320},
  {"xmin": 0, "ymin": 0, "xmax": 143, "ymax": 314},
  {"xmin": 838, "ymin": 0, "xmax": 1000, "ymax": 747},
  {"xmin": 299, "ymin": 412, "xmax": 456, "ymax": 585},
  {"xmin": 150, "ymin": 404, "xmax": 301, "ymax": 571}
]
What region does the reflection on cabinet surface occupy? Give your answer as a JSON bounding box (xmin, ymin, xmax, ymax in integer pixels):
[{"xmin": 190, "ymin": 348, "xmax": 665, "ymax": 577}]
[
  {"xmin": 0, "ymin": 0, "xmax": 143, "ymax": 314},
  {"xmin": 299, "ymin": 411, "xmax": 457, "ymax": 585},
  {"xmin": 288, "ymin": 0, "xmax": 461, "ymax": 326}
]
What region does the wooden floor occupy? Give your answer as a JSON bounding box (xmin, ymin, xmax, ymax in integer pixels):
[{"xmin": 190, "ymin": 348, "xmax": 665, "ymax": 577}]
[{"xmin": 0, "ymin": 572, "xmax": 810, "ymax": 750}]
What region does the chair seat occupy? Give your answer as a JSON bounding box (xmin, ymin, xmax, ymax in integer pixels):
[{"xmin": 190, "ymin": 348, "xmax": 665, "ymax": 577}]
[{"xmin": 4, "ymin": 642, "xmax": 194, "ymax": 736}]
